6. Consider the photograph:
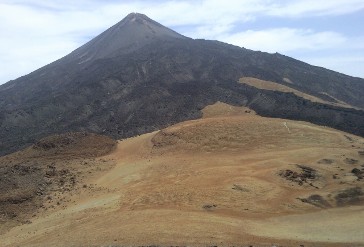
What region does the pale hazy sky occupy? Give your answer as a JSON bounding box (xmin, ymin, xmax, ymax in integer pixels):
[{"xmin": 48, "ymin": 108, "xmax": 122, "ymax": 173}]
[{"xmin": 1, "ymin": 0, "xmax": 364, "ymax": 85}]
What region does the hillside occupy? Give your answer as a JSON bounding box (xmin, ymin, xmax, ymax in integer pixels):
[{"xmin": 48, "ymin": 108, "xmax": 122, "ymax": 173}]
[
  {"xmin": 0, "ymin": 13, "xmax": 364, "ymax": 156},
  {"xmin": 1, "ymin": 103, "xmax": 363, "ymax": 246},
  {"xmin": 0, "ymin": 132, "xmax": 116, "ymax": 235}
]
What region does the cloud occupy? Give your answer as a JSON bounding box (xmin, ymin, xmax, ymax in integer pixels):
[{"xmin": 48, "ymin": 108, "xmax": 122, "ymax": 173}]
[
  {"xmin": 218, "ymin": 28, "xmax": 347, "ymax": 53},
  {"xmin": 267, "ymin": 0, "xmax": 364, "ymax": 17},
  {"xmin": 304, "ymin": 55, "xmax": 364, "ymax": 78}
]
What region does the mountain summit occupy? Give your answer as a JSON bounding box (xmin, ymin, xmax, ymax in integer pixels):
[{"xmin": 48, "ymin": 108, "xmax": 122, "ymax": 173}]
[
  {"xmin": 0, "ymin": 13, "xmax": 363, "ymax": 156},
  {"xmin": 69, "ymin": 12, "xmax": 187, "ymax": 62}
]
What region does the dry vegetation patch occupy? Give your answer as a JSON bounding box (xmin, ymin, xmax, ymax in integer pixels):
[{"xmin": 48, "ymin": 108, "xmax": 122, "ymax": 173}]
[{"xmin": 0, "ymin": 132, "xmax": 116, "ymax": 233}]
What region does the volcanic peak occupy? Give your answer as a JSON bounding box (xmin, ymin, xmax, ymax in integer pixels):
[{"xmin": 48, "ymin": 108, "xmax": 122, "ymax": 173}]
[
  {"xmin": 122, "ymin": 12, "xmax": 159, "ymax": 25},
  {"xmin": 70, "ymin": 13, "xmax": 186, "ymax": 61}
]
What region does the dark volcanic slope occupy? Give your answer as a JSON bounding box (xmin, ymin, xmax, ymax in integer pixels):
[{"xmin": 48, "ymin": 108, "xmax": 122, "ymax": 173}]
[{"xmin": 1, "ymin": 13, "xmax": 364, "ymax": 156}]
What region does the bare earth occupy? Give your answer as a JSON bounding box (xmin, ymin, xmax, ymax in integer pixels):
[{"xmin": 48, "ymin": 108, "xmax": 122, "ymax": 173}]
[
  {"xmin": 239, "ymin": 77, "xmax": 358, "ymax": 109},
  {"xmin": 1, "ymin": 102, "xmax": 364, "ymax": 247}
]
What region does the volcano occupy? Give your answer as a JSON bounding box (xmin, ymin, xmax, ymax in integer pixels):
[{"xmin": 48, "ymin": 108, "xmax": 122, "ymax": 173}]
[
  {"xmin": 0, "ymin": 13, "xmax": 363, "ymax": 156},
  {"xmin": 68, "ymin": 13, "xmax": 187, "ymax": 62}
]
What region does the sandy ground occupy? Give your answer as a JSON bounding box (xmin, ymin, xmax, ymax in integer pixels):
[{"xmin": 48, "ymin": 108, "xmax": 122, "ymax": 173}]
[
  {"xmin": 239, "ymin": 77, "xmax": 357, "ymax": 109},
  {"xmin": 1, "ymin": 103, "xmax": 364, "ymax": 246}
]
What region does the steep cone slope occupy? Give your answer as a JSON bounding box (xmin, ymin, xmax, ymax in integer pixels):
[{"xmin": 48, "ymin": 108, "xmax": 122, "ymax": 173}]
[
  {"xmin": 0, "ymin": 13, "xmax": 364, "ymax": 156},
  {"xmin": 68, "ymin": 13, "xmax": 187, "ymax": 62},
  {"xmin": 1, "ymin": 103, "xmax": 364, "ymax": 246}
]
